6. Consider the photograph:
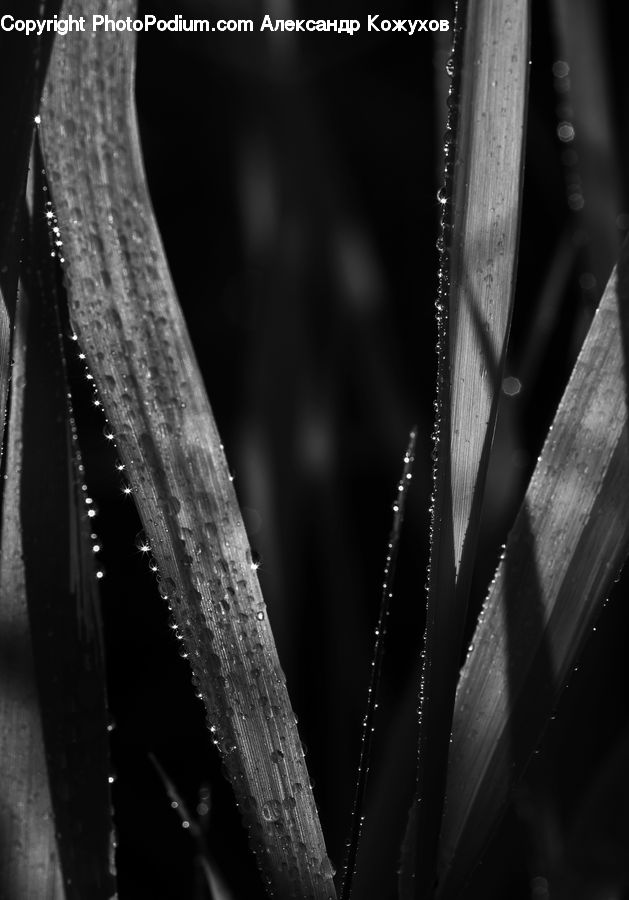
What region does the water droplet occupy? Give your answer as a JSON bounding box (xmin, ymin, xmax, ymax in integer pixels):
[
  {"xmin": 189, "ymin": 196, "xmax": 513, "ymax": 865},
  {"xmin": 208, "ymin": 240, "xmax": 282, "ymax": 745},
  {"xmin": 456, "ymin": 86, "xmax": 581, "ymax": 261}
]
[
  {"xmin": 261, "ymin": 800, "xmax": 282, "ymax": 822},
  {"xmin": 502, "ymin": 375, "xmax": 522, "ymax": 397},
  {"xmin": 135, "ymin": 530, "xmax": 150, "ymax": 553},
  {"xmin": 320, "ymin": 857, "xmax": 336, "ymax": 878},
  {"xmin": 557, "ymin": 121, "xmax": 575, "ymax": 143}
]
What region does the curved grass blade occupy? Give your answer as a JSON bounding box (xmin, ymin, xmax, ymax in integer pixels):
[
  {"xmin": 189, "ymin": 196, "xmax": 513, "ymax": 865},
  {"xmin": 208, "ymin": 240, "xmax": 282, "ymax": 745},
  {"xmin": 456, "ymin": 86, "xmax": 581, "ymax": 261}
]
[
  {"xmin": 39, "ymin": 2, "xmax": 335, "ymax": 896},
  {"xmin": 0, "ymin": 193, "xmax": 115, "ymax": 896},
  {"xmin": 400, "ymin": 1, "xmax": 530, "ymax": 895},
  {"xmin": 0, "ymin": 1, "xmax": 59, "ymax": 258},
  {"xmin": 340, "ymin": 430, "xmax": 416, "ymax": 900},
  {"xmin": 0, "ymin": 1, "xmax": 60, "ymax": 466},
  {"xmin": 446, "ymin": 0, "xmax": 530, "ymax": 605},
  {"xmin": 437, "ymin": 238, "xmax": 629, "ymax": 899},
  {"xmin": 25, "ymin": 162, "xmax": 116, "ymax": 898},
  {"xmin": 0, "ymin": 283, "xmax": 64, "ymax": 899}
]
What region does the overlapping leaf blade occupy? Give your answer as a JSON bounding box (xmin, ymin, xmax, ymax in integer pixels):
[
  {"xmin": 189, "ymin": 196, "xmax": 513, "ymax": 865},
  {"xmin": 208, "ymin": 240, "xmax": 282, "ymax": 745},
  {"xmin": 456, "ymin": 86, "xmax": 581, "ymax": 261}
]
[
  {"xmin": 400, "ymin": 2, "xmax": 531, "ymax": 895},
  {"xmin": 0, "ymin": 183, "xmax": 115, "ymax": 896},
  {"xmin": 437, "ymin": 240, "xmax": 629, "ymax": 899},
  {"xmin": 40, "ymin": 2, "xmax": 335, "ymax": 896},
  {"xmin": 0, "ymin": 1, "xmax": 60, "ymax": 463}
]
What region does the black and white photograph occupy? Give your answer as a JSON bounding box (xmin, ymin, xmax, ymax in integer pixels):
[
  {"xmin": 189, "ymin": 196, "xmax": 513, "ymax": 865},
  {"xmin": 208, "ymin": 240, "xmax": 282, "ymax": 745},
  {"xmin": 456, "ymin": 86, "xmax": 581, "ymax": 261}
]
[{"xmin": 1, "ymin": 1, "xmax": 629, "ymax": 898}]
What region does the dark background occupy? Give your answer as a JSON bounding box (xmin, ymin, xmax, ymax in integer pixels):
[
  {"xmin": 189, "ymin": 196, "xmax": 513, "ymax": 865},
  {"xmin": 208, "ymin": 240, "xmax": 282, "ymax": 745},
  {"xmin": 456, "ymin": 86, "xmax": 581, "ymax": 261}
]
[{"xmin": 64, "ymin": 1, "xmax": 629, "ymax": 897}]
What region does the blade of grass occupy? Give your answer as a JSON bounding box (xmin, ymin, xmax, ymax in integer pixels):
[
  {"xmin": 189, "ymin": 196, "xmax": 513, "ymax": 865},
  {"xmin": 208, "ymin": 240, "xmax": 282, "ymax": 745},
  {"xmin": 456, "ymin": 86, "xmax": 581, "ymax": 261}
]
[
  {"xmin": 437, "ymin": 237, "xmax": 629, "ymax": 899},
  {"xmin": 40, "ymin": 2, "xmax": 336, "ymax": 896},
  {"xmin": 446, "ymin": 0, "xmax": 530, "ymax": 635},
  {"xmin": 22, "ymin": 160, "xmax": 115, "ymax": 897},
  {"xmin": 0, "ymin": 178, "xmax": 114, "ymax": 898},
  {"xmin": 0, "ymin": 2, "xmax": 60, "ymax": 465},
  {"xmin": 340, "ymin": 430, "xmax": 416, "ymax": 900},
  {"xmin": 400, "ymin": 1, "xmax": 530, "ymax": 895},
  {"xmin": 0, "ymin": 283, "xmax": 64, "ymax": 899},
  {"xmin": 349, "ymin": 678, "xmax": 417, "ymax": 900}
]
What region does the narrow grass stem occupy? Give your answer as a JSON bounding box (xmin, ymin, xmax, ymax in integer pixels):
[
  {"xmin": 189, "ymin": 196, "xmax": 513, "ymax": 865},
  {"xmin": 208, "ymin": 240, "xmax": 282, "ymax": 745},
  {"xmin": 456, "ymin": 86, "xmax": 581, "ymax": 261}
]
[{"xmin": 340, "ymin": 430, "xmax": 416, "ymax": 900}]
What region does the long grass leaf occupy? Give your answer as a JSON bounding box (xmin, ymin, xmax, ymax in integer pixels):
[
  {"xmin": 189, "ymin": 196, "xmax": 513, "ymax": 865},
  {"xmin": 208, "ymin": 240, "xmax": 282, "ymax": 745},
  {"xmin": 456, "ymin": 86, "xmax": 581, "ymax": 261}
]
[
  {"xmin": 24, "ymin": 163, "xmax": 116, "ymax": 896},
  {"xmin": 447, "ymin": 0, "xmax": 530, "ymax": 608},
  {"xmin": 0, "ymin": 167, "xmax": 116, "ymax": 899},
  {"xmin": 437, "ymin": 238, "xmax": 629, "ymax": 899},
  {"xmin": 0, "ymin": 0, "xmax": 59, "ymax": 263},
  {"xmin": 0, "ymin": 2, "xmax": 60, "ymax": 464},
  {"xmin": 401, "ymin": 1, "xmax": 530, "ymax": 895},
  {"xmin": 340, "ymin": 430, "xmax": 416, "ymax": 900},
  {"xmin": 40, "ymin": 2, "xmax": 335, "ymax": 896},
  {"xmin": 0, "ymin": 284, "xmax": 64, "ymax": 899},
  {"xmin": 0, "ymin": 196, "xmax": 114, "ymax": 899}
]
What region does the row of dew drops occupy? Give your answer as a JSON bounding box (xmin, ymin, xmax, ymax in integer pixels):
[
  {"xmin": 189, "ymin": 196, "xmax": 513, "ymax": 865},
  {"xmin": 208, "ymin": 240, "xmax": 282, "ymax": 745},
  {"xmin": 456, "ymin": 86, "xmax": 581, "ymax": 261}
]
[{"xmin": 44, "ymin": 193, "xmax": 120, "ymax": 800}]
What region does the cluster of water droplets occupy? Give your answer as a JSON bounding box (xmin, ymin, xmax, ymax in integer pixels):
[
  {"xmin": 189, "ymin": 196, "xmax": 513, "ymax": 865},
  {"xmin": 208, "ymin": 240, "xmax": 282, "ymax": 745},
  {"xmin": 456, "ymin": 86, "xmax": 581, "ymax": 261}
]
[
  {"xmin": 552, "ymin": 60, "xmax": 584, "ymax": 213},
  {"xmin": 41, "ymin": 191, "xmax": 111, "ymax": 591},
  {"xmin": 43, "ymin": 195, "xmax": 116, "ymax": 530},
  {"xmin": 43, "ymin": 197, "xmax": 65, "ymax": 265},
  {"xmin": 68, "ymin": 332, "xmax": 137, "ymax": 508},
  {"xmin": 55, "ymin": 342, "xmax": 119, "ymax": 805},
  {"xmin": 140, "ymin": 516, "xmax": 334, "ymax": 895}
]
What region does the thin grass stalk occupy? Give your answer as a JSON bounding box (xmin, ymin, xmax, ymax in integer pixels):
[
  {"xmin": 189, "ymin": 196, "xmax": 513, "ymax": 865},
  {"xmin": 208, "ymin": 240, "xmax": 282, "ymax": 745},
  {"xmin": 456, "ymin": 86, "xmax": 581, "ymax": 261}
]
[
  {"xmin": 0, "ymin": 163, "xmax": 115, "ymax": 898},
  {"xmin": 0, "ymin": 283, "xmax": 64, "ymax": 898},
  {"xmin": 39, "ymin": 2, "xmax": 335, "ymax": 896},
  {"xmin": 0, "ymin": 0, "xmax": 59, "ymax": 267},
  {"xmin": 400, "ymin": 1, "xmax": 530, "ymax": 895},
  {"xmin": 24, "ymin": 160, "xmax": 115, "ymax": 897},
  {"xmin": 445, "ymin": 0, "xmax": 530, "ymax": 616},
  {"xmin": 437, "ymin": 237, "xmax": 629, "ymax": 899},
  {"xmin": 0, "ymin": 2, "xmax": 60, "ymax": 465},
  {"xmin": 0, "ymin": 171, "xmax": 114, "ymax": 898},
  {"xmin": 340, "ymin": 431, "xmax": 416, "ymax": 900}
]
